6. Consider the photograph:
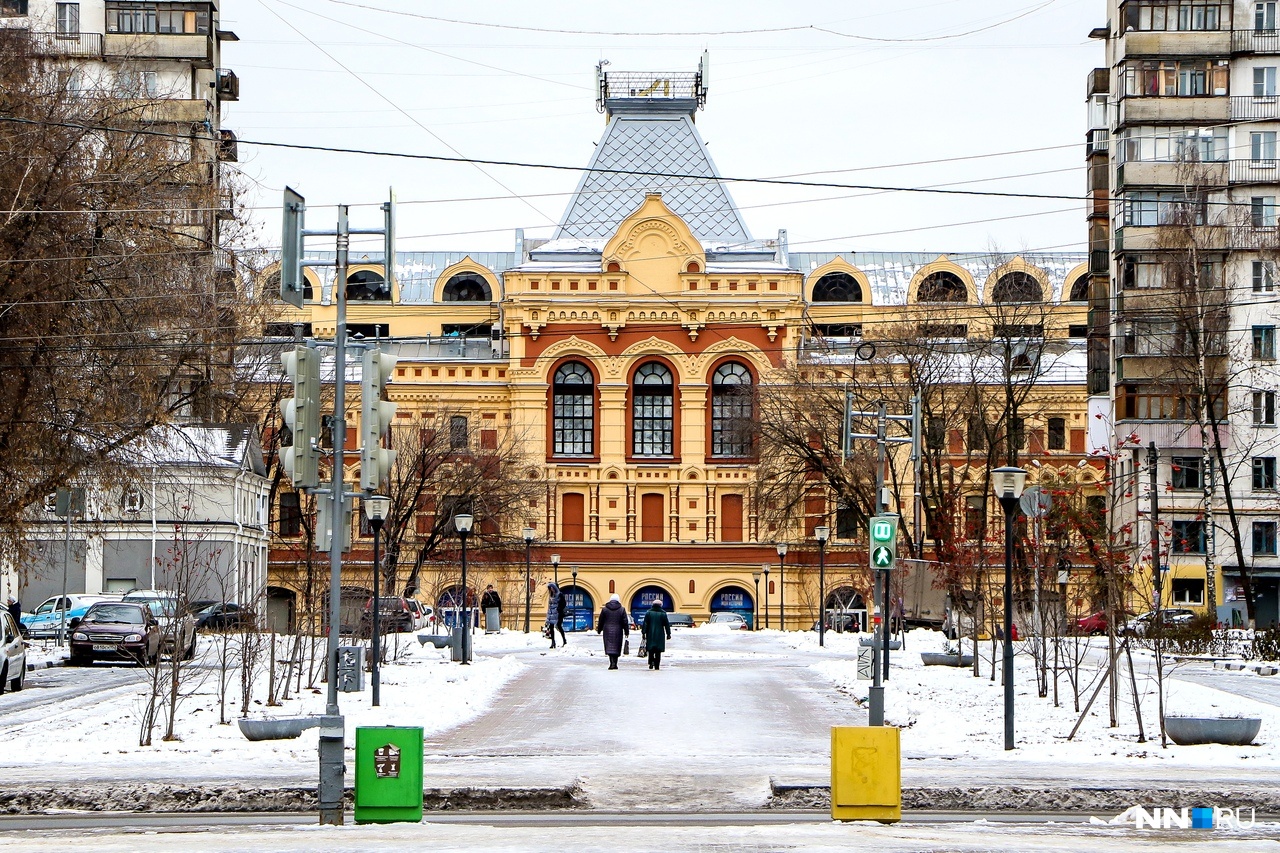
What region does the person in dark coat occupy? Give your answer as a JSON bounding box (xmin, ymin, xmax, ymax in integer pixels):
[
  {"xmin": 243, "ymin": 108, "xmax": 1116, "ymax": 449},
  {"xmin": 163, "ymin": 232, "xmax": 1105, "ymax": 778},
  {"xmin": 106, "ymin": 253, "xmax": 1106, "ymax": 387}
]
[
  {"xmin": 596, "ymin": 593, "xmax": 629, "ymax": 670},
  {"xmin": 481, "ymin": 585, "xmax": 502, "ymax": 634},
  {"xmin": 5, "ymin": 595, "xmax": 19, "ymax": 625},
  {"xmin": 545, "ymin": 582, "xmax": 568, "ymax": 648},
  {"xmin": 641, "ymin": 599, "xmax": 671, "ymax": 670}
]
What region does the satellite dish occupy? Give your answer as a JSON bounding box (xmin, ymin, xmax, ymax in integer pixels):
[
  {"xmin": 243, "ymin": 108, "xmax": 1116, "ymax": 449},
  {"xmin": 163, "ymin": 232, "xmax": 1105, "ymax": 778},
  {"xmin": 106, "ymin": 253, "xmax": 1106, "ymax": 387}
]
[{"xmin": 1020, "ymin": 485, "xmax": 1052, "ymax": 518}]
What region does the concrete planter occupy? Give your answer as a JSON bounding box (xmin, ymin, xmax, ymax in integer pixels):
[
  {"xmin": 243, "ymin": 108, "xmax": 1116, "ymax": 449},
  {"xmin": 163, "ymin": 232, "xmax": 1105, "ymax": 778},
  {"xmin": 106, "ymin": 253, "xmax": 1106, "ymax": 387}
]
[
  {"xmin": 1163, "ymin": 716, "xmax": 1261, "ymax": 746},
  {"xmin": 921, "ymin": 652, "xmax": 974, "ymax": 667},
  {"xmin": 237, "ymin": 717, "xmax": 321, "ymax": 741}
]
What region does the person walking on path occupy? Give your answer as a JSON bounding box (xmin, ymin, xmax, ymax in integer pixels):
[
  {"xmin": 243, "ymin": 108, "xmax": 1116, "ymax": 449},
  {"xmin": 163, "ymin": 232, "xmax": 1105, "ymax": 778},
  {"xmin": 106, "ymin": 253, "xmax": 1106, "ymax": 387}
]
[
  {"xmin": 641, "ymin": 598, "xmax": 671, "ymax": 670},
  {"xmin": 596, "ymin": 593, "xmax": 629, "ymax": 670},
  {"xmin": 481, "ymin": 585, "xmax": 502, "ymax": 634},
  {"xmin": 545, "ymin": 582, "xmax": 567, "ymax": 648},
  {"xmin": 6, "ymin": 595, "xmax": 19, "ymax": 626}
]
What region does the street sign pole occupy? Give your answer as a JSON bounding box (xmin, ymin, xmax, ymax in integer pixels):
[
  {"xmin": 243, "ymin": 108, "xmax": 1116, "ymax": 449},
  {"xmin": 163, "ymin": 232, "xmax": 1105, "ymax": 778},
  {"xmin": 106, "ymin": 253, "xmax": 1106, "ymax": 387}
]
[{"xmin": 867, "ymin": 514, "xmax": 898, "ymax": 726}]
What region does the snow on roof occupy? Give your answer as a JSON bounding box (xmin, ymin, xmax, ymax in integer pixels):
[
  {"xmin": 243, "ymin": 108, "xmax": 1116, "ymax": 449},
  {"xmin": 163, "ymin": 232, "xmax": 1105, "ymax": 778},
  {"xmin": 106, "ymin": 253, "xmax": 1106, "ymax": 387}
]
[
  {"xmin": 792, "ymin": 251, "xmax": 1087, "ymax": 304},
  {"xmin": 124, "ymin": 425, "xmax": 266, "ymax": 476}
]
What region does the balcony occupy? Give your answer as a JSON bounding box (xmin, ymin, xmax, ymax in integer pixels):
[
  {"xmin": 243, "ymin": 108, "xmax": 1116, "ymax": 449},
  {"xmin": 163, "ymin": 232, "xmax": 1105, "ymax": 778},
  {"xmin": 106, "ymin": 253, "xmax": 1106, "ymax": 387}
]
[
  {"xmin": 104, "ymin": 32, "xmax": 213, "ymax": 67},
  {"xmin": 1117, "ymin": 160, "xmax": 1227, "ymax": 188},
  {"xmin": 217, "ymin": 128, "xmax": 238, "ymax": 162},
  {"xmin": 215, "ymin": 68, "xmax": 239, "ymax": 101},
  {"xmin": 1087, "ymin": 127, "xmax": 1110, "ymax": 155},
  {"xmin": 119, "ymin": 98, "xmax": 209, "ymax": 124},
  {"xmin": 1119, "ymin": 96, "xmax": 1229, "ymax": 125},
  {"xmin": 1233, "ymin": 29, "xmax": 1280, "ymax": 54},
  {"xmin": 1124, "ymin": 30, "xmax": 1230, "ymax": 57},
  {"xmin": 1115, "ymin": 420, "xmax": 1230, "ymax": 450},
  {"xmin": 25, "ymin": 31, "xmax": 102, "ymax": 56},
  {"xmin": 1232, "ymin": 225, "xmax": 1280, "ymax": 249},
  {"xmin": 1231, "ymin": 95, "xmax": 1280, "ymax": 120},
  {"xmin": 1230, "ymin": 158, "xmax": 1280, "ymax": 184}
]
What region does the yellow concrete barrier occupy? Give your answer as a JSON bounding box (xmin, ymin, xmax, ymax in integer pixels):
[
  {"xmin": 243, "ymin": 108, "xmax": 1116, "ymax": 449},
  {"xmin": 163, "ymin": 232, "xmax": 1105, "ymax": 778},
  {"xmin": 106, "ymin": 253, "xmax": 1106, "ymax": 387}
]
[{"xmin": 831, "ymin": 726, "xmax": 901, "ymax": 822}]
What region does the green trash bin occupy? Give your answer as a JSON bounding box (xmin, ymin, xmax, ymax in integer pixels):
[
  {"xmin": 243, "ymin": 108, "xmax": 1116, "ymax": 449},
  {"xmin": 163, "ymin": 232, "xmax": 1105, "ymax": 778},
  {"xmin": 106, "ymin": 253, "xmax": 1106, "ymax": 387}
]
[{"xmin": 354, "ymin": 726, "xmax": 424, "ymax": 824}]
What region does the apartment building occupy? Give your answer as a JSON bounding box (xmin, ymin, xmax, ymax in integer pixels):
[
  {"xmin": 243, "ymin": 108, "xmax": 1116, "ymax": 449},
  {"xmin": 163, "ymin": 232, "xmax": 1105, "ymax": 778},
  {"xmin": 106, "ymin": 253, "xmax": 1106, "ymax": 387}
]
[{"xmin": 1094, "ymin": 0, "xmax": 1280, "ymax": 626}]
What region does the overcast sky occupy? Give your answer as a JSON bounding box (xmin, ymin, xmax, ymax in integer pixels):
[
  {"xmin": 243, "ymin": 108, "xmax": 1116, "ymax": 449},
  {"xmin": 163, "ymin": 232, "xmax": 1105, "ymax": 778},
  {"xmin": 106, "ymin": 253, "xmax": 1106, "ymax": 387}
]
[{"xmin": 221, "ymin": 0, "xmax": 1101, "ymax": 257}]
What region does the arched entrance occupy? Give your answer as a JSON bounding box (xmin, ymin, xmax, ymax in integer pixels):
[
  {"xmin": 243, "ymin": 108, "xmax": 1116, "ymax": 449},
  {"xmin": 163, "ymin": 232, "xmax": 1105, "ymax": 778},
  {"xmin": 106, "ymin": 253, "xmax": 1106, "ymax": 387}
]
[
  {"xmin": 710, "ymin": 585, "xmax": 755, "ymax": 629},
  {"xmin": 563, "ymin": 585, "xmax": 594, "ymax": 632},
  {"xmin": 825, "ymin": 586, "xmax": 866, "ymax": 632},
  {"xmin": 437, "ymin": 585, "xmax": 477, "ymax": 629},
  {"xmin": 629, "ymin": 585, "xmax": 672, "ymax": 626},
  {"xmin": 265, "ymin": 586, "xmax": 296, "ymax": 634}
]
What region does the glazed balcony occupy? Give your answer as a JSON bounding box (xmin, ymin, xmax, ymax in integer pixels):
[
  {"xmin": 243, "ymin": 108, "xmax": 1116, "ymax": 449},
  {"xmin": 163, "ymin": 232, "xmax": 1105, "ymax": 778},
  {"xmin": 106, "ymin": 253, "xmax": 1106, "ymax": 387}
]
[{"xmin": 1119, "ymin": 96, "xmax": 1229, "ymax": 125}]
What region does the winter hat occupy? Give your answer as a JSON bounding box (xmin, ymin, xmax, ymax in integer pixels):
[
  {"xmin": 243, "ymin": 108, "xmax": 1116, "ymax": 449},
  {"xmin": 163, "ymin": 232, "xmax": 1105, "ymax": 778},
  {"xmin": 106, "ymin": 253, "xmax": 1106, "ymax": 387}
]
[{"xmin": 609, "ymin": 593, "xmax": 620, "ymax": 603}]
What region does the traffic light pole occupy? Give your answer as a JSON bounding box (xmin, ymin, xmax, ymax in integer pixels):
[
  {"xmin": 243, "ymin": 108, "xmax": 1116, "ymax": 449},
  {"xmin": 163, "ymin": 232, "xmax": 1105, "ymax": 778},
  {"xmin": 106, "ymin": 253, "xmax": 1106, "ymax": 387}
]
[{"xmin": 318, "ymin": 205, "xmax": 350, "ymax": 827}]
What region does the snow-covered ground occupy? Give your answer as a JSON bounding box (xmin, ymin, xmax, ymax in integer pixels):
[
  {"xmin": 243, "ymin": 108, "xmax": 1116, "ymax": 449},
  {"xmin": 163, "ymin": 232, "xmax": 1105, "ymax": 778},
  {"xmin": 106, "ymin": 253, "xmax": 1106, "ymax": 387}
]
[
  {"xmin": 1, "ymin": 632, "xmax": 525, "ymax": 784},
  {"xmin": 787, "ymin": 628, "xmax": 1280, "ymax": 770}
]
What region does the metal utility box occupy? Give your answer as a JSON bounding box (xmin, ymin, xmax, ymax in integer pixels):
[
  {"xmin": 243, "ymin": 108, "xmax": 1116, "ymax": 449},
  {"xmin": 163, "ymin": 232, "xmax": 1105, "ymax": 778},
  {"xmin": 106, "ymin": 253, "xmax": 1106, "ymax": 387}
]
[
  {"xmin": 831, "ymin": 726, "xmax": 901, "ymax": 822},
  {"xmin": 337, "ymin": 645, "xmax": 365, "ymax": 692},
  {"xmin": 354, "ymin": 726, "xmax": 424, "ymax": 823}
]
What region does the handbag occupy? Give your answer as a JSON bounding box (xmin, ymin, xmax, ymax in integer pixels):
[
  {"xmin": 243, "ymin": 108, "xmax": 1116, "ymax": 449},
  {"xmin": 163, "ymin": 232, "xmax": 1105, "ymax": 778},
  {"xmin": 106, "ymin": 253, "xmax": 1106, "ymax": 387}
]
[
  {"xmin": 542, "ymin": 624, "xmax": 552, "ymax": 639},
  {"xmin": 637, "ymin": 643, "xmax": 647, "ymax": 657},
  {"xmin": 623, "ymin": 639, "xmax": 630, "ymax": 656}
]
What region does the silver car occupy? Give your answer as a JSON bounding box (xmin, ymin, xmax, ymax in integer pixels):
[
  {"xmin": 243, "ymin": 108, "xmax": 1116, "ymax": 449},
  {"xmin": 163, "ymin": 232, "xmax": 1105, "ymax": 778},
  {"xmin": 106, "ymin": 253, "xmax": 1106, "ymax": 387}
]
[{"xmin": 122, "ymin": 591, "xmax": 197, "ymax": 660}]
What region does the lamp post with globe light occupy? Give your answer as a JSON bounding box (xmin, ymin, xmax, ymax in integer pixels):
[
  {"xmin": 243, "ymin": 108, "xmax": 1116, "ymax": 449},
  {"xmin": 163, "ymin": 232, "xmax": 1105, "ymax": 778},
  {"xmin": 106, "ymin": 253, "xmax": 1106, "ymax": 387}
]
[
  {"xmin": 991, "ymin": 466, "xmax": 1027, "ymax": 751},
  {"xmin": 363, "ymin": 495, "xmax": 390, "ymax": 705},
  {"xmin": 522, "ymin": 527, "xmax": 535, "ymax": 633},
  {"xmin": 776, "ymin": 542, "xmax": 789, "ymax": 631},
  {"xmin": 814, "ymin": 526, "xmax": 830, "ymax": 647},
  {"xmin": 454, "ymin": 513, "xmax": 474, "ymax": 664}
]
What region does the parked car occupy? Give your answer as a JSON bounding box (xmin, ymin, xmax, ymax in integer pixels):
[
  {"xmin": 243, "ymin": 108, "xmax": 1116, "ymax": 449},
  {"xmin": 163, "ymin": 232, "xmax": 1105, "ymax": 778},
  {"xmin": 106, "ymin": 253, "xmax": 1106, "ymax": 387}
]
[
  {"xmin": 68, "ymin": 601, "xmax": 161, "ymax": 666},
  {"xmin": 1123, "ymin": 609, "xmax": 1196, "ymax": 637},
  {"xmin": 361, "ymin": 596, "xmax": 415, "ymax": 635},
  {"xmin": 195, "ymin": 602, "xmax": 254, "ymax": 632},
  {"xmin": 667, "ymin": 613, "xmax": 695, "ymax": 629},
  {"xmin": 706, "ymin": 613, "xmax": 749, "ymax": 630},
  {"xmin": 20, "ymin": 594, "xmax": 121, "ymax": 640},
  {"xmin": 812, "ymin": 613, "xmax": 862, "ymax": 633},
  {"xmin": 184, "ymin": 600, "xmax": 220, "ymax": 617},
  {"xmin": 405, "ymin": 599, "xmax": 432, "ymax": 631},
  {"xmin": 1, "ymin": 609, "xmax": 26, "ymax": 693},
  {"xmin": 1074, "ymin": 610, "xmax": 1136, "ymax": 636},
  {"xmin": 122, "ymin": 590, "xmax": 197, "ymax": 660}
]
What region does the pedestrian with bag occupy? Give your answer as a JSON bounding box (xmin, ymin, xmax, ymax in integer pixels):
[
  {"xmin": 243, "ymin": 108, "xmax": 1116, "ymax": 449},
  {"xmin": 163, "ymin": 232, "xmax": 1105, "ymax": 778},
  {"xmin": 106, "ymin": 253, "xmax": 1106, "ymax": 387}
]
[
  {"xmin": 5, "ymin": 595, "xmax": 19, "ymax": 626},
  {"xmin": 641, "ymin": 598, "xmax": 671, "ymax": 670},
  {"xmin": 481, "ymin": 584, "xmax": 502, "ymax": 634},
  {"xmin": 544, "ymin": 582, "xmax": 568, "ymax": 648},
  {"xmin": 596, "ymin": 593, "xmax": 629, "ymax": 670}
]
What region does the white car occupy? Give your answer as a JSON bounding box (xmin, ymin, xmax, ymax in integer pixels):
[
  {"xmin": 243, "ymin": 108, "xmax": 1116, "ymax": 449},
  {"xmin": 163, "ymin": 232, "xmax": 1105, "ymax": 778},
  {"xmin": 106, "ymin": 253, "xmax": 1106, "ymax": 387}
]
[
  {"xmin": 21, "ymin": 594, "xmax": 121, "ymax": 640},
  {"xmin": 1, "ymin": 610, "xmax": 26, "ymax": 693},
  {"xmin": 706, "ymin": 613, "xmax": 749, "ymax": 630}
]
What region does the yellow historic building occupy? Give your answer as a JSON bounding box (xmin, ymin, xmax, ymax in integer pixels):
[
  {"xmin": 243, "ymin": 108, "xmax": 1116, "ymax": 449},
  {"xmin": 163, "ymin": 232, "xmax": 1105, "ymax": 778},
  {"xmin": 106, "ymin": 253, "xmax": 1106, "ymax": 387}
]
[{"xmin": 260, "ymin": 65, "xmax": 1104, "ymax": 634}]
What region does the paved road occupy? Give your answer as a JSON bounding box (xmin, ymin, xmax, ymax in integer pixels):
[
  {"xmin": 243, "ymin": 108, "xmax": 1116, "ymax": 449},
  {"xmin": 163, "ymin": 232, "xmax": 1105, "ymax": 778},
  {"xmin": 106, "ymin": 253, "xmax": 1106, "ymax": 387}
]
[
  {"xmin": 0, "ymin": 661, "xmax": 144, "ymax": 724},
  {"xmin": 421, "ymin": 630, "xmax": 862, "ymax": 810}
]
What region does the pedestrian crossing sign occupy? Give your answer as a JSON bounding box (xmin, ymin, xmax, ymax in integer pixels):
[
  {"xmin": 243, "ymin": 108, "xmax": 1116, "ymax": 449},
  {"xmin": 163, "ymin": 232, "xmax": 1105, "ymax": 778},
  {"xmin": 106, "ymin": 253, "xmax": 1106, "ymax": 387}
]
[{"xmin": 869, "ymin": 515, "xmax": 897, "ymax": 571}]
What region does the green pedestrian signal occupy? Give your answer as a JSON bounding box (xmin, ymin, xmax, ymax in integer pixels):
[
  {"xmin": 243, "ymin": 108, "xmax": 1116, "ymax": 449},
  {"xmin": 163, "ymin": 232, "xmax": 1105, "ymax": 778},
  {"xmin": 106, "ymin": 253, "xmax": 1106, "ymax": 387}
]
[{"xmin": 869, "ymin": 515, "xmax": 898, "ymax": 571}]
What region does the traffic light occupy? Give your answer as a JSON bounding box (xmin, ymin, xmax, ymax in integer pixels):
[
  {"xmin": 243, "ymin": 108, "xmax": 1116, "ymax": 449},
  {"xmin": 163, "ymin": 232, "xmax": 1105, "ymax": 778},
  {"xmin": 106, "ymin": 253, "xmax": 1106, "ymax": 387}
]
[
  {"xmin": 280, "ymin": 187, "xmax": 306, "ymax": 308},
  {"xmin": 360, "ymin": 348, "xmax": 398, "ymax": 491},
  {"xmin": 279, "ymin": 346, "xmax": 321, "ymax": 489},
  {"xmin": 869, "ymin": 515, "xmax": 898, "ymax": 571}
]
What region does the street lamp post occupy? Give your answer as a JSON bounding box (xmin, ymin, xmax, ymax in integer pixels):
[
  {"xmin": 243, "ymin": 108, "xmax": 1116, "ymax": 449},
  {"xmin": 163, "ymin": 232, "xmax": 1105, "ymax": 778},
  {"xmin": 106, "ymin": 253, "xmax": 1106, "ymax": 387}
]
[
  {"xmin": 991, "ymin": 465, "xmax": 1028, "ymax": 752},
  {"xmin": 762, "ymin": 564, "xmax": 771, "ymax": 629},
  {"xmin": 454, "ymin": 513, "xmax": 474, "ymax": 664},
  {"xmin": 522, "ymin": 527, "xmax": 535, "ymax": 634},
  {"xmin": 551, "ymin": 553, "xmax": 560, "ymax": 586},
  {"xmin": 571, "ymin": 567, "xmax": 579, "ymax": 633},
  {"xmin": 815, "ymin": 526, "xmax": 830, "ymax": 647},
  {"xmin": 363, "ymin": 496, "xmax": 391, "ymax": 706},
  {"xmin": 775, "ymin": 542, "xmax": 788, "ymax": 631},
  {"xmin": 752, "ymin": 571, "xmax": 761, "ymax": 631}
]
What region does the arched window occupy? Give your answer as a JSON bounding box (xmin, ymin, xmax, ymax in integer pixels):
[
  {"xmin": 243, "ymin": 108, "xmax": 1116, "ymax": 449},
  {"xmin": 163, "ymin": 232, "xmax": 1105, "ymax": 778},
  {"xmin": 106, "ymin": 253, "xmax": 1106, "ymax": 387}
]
[
  {"xmin": 442, "ymin": 273, "xmax": 491, "ymax": 302},
  {"xmin": 992, "ymin": 272, "xmax": 1042, "ymax": 303},
  {"xmin": 267, "ymin": 269, "xmax": 312, "ymax": 302},
  {"xmin": 917, "ymin": 271, "xmax": 967, "ymax": 303},
  {"xmin": 811, "ymin": 271, "xmax": 862, "ymax": 303},
  {"xmin": 552, "ymin": 362, "xmax": 594, "ymax": 456},
  {"xmin": 632, "ymin": 362, "xmax": 674, "ymax": 456},
  {"xmin": 1068, "ymin": 275, "xmax": 1089, "ymax": 302},
  {"xmin": 347, "ymin": 269, "xmax": 389, "ymax": 301},
  {"xmin": 711, "ymin": 362, "xmax": 753, "ymax": 457}
]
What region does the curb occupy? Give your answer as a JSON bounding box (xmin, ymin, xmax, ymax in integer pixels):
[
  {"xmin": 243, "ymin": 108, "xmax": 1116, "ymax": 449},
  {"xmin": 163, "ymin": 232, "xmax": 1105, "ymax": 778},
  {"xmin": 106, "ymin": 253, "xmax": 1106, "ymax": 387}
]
[{"xmin": 24, "ymin": 658, "xmax": 66, "ymax": 673}]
